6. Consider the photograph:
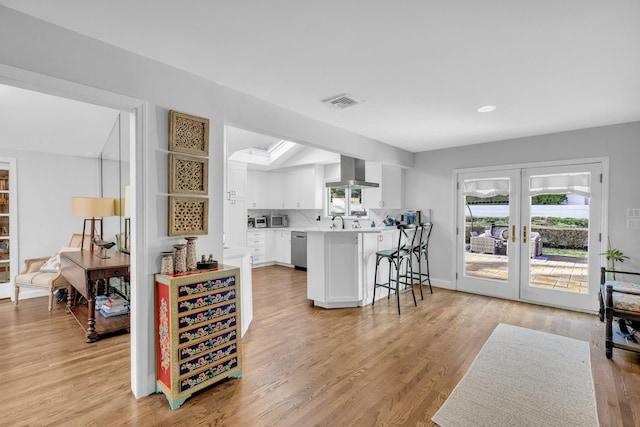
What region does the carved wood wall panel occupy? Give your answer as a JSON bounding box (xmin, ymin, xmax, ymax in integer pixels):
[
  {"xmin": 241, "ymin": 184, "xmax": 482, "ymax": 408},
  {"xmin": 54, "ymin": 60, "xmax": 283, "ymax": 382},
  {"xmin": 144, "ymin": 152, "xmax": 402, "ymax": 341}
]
[
  {"xmin": 169, "ymin": 110, "xmax": 209, "ymax": 157},
  {"xmin": 169, "ymin": 153, "xmax": 208, "ymax": 195},
  {"xmin": 168, "ymin": 196, "xmax": 209, "ymax": 236}
]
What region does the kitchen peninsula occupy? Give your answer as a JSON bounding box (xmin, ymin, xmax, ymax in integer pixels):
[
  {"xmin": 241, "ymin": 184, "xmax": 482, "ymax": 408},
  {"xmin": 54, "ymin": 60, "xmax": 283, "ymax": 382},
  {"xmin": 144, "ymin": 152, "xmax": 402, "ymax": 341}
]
[{"xmin": 307, "ymin": 227, "xmax": 400, "ymax": 308}]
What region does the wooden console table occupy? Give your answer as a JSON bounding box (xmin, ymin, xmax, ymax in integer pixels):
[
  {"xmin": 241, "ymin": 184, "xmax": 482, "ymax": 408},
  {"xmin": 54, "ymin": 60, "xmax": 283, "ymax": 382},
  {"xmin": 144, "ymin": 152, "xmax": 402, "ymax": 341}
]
[{"xmin": 61, "ymin": 250, "xmax": 130, "ymax": 343}]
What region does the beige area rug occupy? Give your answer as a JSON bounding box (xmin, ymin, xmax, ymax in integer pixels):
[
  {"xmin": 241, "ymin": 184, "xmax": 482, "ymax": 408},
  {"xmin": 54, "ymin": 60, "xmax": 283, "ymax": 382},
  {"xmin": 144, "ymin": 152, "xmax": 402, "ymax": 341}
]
[{"xmin": 432, "ymin": 323, "xmax": 598, "ymax": 427}]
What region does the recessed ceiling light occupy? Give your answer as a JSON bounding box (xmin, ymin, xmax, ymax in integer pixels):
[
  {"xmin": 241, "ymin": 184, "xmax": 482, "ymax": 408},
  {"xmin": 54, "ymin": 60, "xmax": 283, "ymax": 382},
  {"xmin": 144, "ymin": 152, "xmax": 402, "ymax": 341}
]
[{"xmin": 477, "ymin": 105, "xmax": 496, "ymax": 113}]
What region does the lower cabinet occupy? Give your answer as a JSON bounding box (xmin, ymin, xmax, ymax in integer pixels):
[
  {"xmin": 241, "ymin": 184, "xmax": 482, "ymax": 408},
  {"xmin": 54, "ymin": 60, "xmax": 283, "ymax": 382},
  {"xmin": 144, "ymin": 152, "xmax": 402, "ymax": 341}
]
[
  {"xmin": 307, "ymin": 229, "xmax": 399, "ymax": 308},
  {"xmin": 274, "ymin": 230, "xmax": 291, "ymax": 264},
  {"xmin": 307, "ymin": 231, "xmax": 360, "ymax": 308},
  {"xmin": 155, "ymin": 266, "xmax": 242, "ymax": 409},
  {"xmin": 246, "ymin": 229, "xmax": 293, "ymax": 267},
  {"xmin": 247, "ymin": 230, "xmax": 266, "ymax": 265}
]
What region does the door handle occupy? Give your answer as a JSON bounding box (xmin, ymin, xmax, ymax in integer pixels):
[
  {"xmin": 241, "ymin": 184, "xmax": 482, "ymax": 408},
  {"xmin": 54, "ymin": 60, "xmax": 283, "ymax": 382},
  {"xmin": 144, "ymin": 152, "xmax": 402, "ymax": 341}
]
[
  {"xmin": 512, "ymin": 225, "xmax": 515, "ymax": 243},
  {"xmin": 523, "ymin": 225, "xmax": 527, "ymax": 243}
]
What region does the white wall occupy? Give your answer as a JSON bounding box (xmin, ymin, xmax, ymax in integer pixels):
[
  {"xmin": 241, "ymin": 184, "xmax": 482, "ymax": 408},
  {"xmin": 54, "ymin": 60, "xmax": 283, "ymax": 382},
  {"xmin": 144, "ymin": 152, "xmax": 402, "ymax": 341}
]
[
  {"xmin": 3, "ymin": 149, "xmax": 101, "ymax": 259},
  {"xmin": 406, "ymin": 121, "xmax": 640, "ymax": 288}
]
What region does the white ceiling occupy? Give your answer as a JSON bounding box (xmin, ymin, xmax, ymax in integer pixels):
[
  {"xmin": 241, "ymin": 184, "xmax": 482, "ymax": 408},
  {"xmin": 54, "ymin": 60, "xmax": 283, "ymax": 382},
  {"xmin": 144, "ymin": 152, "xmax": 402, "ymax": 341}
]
[
  {"xmin": 0, "ymin": 84, "xmax": 120, "ymax": 158},
  {"xmin": 2, "ymin": 1, "xmax": 639, "ymax": 153}
]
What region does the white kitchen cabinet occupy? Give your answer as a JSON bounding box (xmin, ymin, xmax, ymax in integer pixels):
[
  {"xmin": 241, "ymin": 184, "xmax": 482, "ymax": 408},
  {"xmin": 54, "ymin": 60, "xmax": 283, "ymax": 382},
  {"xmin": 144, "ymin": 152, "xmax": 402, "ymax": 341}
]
[
  {"xmin": 274, "ymin": 230, "xmax": 291, "ymax": 264},
  {"xmin": 284, "ymin": 166, "xmax": 324, "ymax": 210},
  {"xmin": 365, "ymin": 162, "xmax": 402, "ymax": 209},
  {"xmin": 224, "ymin": 199, "xmax": 247, "ymax": 247},
  {"xmin": 307, "ymin": 231, "xmax": 360, "ymax": 308},
  {"xmin": 224, "ymin": 161, "xmax": 248, "ymax": 248},
  {"xmin": 269, "ymin": 172, "xmax": 285, "ymax": 209},
  {"xmin": 246, "ymin": 230, "xmax": 266, "ymax": 265},
  {"xmin": 247, "ymin": 170, "xmax": 267, "ymax": 209},
  {"xmin": 245, "ymin": 229, "xmax": 292, "ymax": 267},
  {"xmin": 264, "ymin": 230, "xmax": 276, "ymax": 263},
  {"xmin": 307, "ymin": 229, "xmax": 400, "ymax": 308},
  {"xmin": 222, "ymin": 246, "xmax": 253, "ymax": 337},
  {"xmin": 226, "ymin": 161, "xmax": 247, "ymax": 202},
  {"xmin": 247, "ymin": 170, "xmax": 284, "ymax": 209}
]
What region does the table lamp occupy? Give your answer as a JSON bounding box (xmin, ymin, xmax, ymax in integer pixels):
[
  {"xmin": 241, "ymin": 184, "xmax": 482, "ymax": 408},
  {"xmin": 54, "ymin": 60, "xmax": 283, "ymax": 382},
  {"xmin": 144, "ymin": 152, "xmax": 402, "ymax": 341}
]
[{"xmin": 72, "ymin": 197, "xmax": 115, "ymax": 252}]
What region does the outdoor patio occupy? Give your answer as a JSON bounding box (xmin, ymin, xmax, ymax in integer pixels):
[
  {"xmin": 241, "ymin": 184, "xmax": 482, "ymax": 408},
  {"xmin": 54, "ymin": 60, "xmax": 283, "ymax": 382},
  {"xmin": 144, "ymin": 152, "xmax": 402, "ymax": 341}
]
[{"xmin": 464, "ymin": 252, "xmax": 588, "ymax": 293}]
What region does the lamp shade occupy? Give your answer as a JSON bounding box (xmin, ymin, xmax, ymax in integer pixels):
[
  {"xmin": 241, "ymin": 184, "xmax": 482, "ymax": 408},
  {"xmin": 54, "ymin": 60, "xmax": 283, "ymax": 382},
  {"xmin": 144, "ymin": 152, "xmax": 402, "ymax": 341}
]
[
  {"xmin": 72, "ymin": 197, "xmax": 115, "ymax": 217},
  {"xmin": 124, "ymin": 185, "xmax": 131, "ymax": 218},
  {"xmin": 113, "ymin": 198, "xmax": 123, "ymax": 216}
]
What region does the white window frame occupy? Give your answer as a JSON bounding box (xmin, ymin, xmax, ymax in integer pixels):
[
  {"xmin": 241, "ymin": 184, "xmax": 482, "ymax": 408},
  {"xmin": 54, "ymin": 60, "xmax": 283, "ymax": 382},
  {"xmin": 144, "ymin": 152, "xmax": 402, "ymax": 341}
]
[{"xmin": 326, "ymin": 185, "xmax": 369, "ymax": 219}]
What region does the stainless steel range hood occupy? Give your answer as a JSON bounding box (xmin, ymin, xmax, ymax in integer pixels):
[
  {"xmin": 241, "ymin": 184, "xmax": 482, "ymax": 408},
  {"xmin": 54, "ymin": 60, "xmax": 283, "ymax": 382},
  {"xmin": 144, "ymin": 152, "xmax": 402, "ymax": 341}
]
[{"xmin": 325, "ymin": 155, "xmax": 379, "ymax": 188}]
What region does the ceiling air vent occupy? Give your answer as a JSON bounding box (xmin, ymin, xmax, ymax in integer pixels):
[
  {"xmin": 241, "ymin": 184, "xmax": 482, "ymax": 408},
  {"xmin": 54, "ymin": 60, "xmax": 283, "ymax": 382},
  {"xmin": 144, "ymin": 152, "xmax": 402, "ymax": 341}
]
[{"xmin": 322, "ymin": 93, "xmax": 362, "ymax": 109}]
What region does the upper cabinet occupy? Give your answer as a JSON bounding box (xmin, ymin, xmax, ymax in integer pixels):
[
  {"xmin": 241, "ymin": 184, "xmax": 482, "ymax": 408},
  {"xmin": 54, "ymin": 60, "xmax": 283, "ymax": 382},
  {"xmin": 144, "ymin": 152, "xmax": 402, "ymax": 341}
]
[
  {"xmin": 284, "ymin": 165, "xmax": 324, "ymax": 210},
  {"xmin": 247, "ymin": 170, "xmax": 283, "ymax": 209},
  {"xmin": 245, "ymin": 164, "xmax": 324, "ymax": 211},
  {"xmin": 365, "ymin": 162, "xmax": 402, "ymax": 209},
  {"xmin": 226, "ymin": 161, "xmax": 247, "ymax": 202},
  {"xmin": 247, "ymin": 170, "xmax": 265, "ymax": 209}
]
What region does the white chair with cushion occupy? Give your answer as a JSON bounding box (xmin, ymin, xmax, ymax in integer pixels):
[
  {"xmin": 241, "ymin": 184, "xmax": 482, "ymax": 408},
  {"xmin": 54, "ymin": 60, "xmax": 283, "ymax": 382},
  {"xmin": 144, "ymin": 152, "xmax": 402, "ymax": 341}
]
[{"xmin": 13, "ymin": 234, "xmax": 86, "ymax": 310}]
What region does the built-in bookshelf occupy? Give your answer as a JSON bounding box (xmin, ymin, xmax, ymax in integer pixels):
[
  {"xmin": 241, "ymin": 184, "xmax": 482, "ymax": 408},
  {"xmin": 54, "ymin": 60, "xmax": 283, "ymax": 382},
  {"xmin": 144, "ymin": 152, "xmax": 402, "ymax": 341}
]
[{"xmin": 0, "ymin": 168, "xmax": 10, "ymax": 284}]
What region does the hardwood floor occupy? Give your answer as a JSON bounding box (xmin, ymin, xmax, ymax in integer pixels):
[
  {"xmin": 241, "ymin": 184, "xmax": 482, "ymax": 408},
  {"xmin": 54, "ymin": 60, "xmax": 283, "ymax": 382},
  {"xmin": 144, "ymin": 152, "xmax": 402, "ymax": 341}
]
[{"xmin": 1, "ymin": 265, "xmax": 639, "ymax": 426}]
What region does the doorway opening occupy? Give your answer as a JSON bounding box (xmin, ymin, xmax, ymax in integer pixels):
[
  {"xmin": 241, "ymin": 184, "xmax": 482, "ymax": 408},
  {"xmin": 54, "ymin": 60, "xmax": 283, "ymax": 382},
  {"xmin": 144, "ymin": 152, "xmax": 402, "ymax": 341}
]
[{"xmin": 0, "ymin": 72, "xmax": 146, "ymax": 395}]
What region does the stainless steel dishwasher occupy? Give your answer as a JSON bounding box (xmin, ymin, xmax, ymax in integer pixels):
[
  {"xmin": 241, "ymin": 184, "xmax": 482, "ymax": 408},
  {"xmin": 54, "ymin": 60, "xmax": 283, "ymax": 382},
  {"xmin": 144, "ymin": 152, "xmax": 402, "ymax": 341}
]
[{"xmin": 291, "ymin": 231, "xmax": 307, "ymax": 271}]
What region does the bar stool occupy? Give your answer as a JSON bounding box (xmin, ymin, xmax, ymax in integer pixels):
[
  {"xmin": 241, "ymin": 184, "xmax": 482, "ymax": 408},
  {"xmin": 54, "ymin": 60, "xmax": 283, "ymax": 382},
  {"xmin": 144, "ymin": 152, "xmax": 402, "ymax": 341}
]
[
  {"xmin": 410, "ymin": 222, "xmax": 433, "ymax": 299},
  {"xmin": 372, "ymin": 224, "xmax": 418, "ymax": 314}
]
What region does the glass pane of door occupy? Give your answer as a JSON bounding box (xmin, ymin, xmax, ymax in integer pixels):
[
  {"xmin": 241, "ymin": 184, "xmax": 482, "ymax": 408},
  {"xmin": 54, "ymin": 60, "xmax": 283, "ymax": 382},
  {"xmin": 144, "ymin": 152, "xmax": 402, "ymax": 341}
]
[{"xmin": 457, "ymin": 170, "xmax": 520, "ymax": 300}]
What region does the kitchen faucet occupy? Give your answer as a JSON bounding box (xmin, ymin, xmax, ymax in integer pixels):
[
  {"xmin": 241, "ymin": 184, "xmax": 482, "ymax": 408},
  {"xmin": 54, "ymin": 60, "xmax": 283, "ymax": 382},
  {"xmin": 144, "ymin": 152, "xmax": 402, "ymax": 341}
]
[{"xmin": 331, "ymin": 215, "xmax": 345, "ymax": 229}]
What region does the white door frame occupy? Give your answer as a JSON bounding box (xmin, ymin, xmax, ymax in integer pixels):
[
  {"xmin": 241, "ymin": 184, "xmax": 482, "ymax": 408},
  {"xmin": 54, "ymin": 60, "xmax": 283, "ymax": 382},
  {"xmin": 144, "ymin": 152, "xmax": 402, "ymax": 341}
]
[{"xmin": 453, "ymin": 156, "xmax": 609, "ymax": 313}]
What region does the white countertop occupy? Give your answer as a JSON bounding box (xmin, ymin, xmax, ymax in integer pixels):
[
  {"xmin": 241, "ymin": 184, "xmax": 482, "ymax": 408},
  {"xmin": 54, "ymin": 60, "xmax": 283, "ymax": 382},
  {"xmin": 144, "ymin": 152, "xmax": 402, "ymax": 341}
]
[
  {"xmin": 222, "ymin": 245, "xmax": 252, "ymax": 259},
  {"xmin": 247, "ymin": 226, "xmax": 398, "ymax": 233},
  {"xmin": 306, "ymin": 226, "xmax": 397, "ymax": 233},
  {"xmin": 247, "ymin": 227, "xmax": 298, "ymax": 231}
]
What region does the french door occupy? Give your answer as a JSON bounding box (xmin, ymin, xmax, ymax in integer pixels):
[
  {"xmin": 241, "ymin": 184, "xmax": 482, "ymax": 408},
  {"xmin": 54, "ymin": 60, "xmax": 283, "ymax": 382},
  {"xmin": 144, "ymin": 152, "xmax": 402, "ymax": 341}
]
[{"xmin": 456, "ymin": 161, "xmax": 603, "ymax": 312}]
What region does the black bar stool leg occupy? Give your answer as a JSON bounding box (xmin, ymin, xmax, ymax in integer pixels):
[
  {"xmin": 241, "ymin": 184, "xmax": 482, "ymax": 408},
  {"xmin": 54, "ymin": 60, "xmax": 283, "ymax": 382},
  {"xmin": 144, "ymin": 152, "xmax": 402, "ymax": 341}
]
[
  {"xmin": 372, "ymin": 255, "xmax": 379, "ymax": 305},
  {"xmin": 424, "ymin": 251, "xmax": 432, "ymax": 294},
  {"xmin": 395, "ymin": 258, "xmax": 401, "ymax": 314},
  {"xmin": 387, "ymin": 259, "xmax": 393, "ymax": 300},
  {"xmin": 416, "ymin": 252, "xmax": 424, "ymax": 300},
  {"xmin": 408, "ymin": 257, "xmax": 417, "ymax": 307}
]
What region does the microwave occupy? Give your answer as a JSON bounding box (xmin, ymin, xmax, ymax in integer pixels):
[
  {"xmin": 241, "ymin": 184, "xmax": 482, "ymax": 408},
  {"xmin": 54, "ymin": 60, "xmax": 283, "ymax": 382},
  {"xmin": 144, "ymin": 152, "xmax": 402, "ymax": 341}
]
[
  {"xmin": 270, "ymin": 214, "xmax": 288, "ymax": 228},
  {"xmin": 255, "ymin": 217, "xmax": 268, "ymax": 228}
]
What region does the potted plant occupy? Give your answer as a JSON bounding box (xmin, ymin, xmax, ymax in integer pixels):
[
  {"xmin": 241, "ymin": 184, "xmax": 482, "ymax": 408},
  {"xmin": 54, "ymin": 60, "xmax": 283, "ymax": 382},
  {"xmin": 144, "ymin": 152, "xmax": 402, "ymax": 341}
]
[{"xmin": 601, "ymin": 237, "xmax": 629, "ymax": 279}]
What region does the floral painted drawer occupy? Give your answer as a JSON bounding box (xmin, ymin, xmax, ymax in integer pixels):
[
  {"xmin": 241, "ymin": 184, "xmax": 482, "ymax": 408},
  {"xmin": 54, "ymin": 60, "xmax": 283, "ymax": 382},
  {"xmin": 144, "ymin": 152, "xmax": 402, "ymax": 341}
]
[
  {"xmin": 178, "ymin": 314, "xmax": 237, "ymax": 345},
  {"xmin": 155, "ymin": 266, "xmax": 242, "ymax": 410},
  {"xmin": 179, "ymin": 329, "xmax": 237, "ymax": 361}
]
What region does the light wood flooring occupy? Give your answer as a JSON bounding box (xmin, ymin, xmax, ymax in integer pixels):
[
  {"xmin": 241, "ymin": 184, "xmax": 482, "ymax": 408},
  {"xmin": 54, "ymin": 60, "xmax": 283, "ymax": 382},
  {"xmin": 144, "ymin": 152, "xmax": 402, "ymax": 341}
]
[{"xmin": 1, "ymin": 265, "xmax": 639, "ymax": 426}]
